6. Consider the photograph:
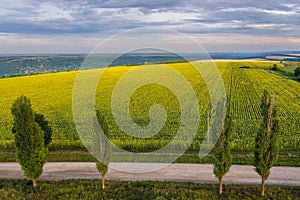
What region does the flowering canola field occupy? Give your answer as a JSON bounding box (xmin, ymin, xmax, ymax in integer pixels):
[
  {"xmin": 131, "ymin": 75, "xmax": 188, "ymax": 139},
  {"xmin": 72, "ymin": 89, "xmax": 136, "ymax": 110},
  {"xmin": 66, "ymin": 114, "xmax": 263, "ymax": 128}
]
[{"xmin": 0, "ymin": 61, "xmax": 299, "ymax": 151}]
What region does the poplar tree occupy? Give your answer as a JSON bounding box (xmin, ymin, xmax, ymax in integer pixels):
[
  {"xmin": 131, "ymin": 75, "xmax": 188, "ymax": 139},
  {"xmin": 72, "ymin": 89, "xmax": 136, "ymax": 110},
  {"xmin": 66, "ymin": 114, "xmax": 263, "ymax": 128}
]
[
  {"xmin": 11, "ymin": 95, "xmax": 47, "ymax": 188},
  {"xmin": 95, "ymin": 110, "xmax": 111, "ymax": 190},
  {"xmin": 12, "ymin": 112, "xmax": 52, "ymax": 147},
  {"xmin": 254, "ymin": 90, "xmax": 279, "ymax": 196},
  {"xmin": 213, "ymin": 112, "xmax": 232, "ymax": 194}
]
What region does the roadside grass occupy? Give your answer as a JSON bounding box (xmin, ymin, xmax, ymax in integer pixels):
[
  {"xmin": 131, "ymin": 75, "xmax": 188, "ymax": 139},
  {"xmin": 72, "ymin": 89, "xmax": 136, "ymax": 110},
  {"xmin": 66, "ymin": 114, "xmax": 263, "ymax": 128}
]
[
  {"xmin": 0, "ymin": 179, "xmax": 299, "ymax": 200},
  {"xmin": 1, "ymin": 148, "xmax": 299, "ymax": 166}
]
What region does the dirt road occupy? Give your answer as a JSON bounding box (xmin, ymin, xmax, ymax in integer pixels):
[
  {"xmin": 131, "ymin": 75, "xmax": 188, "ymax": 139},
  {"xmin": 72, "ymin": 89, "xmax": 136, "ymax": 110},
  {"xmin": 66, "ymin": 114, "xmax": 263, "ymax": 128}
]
[{"xmin": 0, "ymin": 162, "xmax": 299, "ymax": 186}]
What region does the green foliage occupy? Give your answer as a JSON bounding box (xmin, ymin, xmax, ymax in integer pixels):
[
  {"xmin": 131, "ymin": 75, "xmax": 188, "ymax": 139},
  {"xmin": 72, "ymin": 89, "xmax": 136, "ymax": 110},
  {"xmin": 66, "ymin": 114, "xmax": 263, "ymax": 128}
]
[
  {"xmin": 294, "ymin": 67, "xmax": 300, "ymax": 76},
  {"xmin": 254, "ymin": 90, "xmax": 279, "ymax": 179},
  {"xmin": 34, "ymin": 113, "xmax": 52, "ymax": 147},
  {"xmin": 213, "ymin": 113, "xmax": 232, "ymax": 180},
  {"xmin": 95, "ymin": 109, "xmax": 111, "ymax": 165},
  {"xmin": 12, "ymin": 113, "xmax": 52, "ymax": 147},
  {"xmin": 254, "ymin": 90, "xmax": 279, "ymax": 196},
  {"xmin": 95, "ymin": 109, "xmax": 111, "ymax": 189},
  {"xmin": 212, "ymin": 104, "xmax": 232, "ymax": 194},
  {"xmin": 11, "ymin": 95, "xmax": 47, "ymax": 186},
  {"xmin": 96, "ymin": 162, "xmax": 108, "ymax": 176},
  {"xmin": 271, "ymin": 64, "xmax": 278, "ymax": 71}
]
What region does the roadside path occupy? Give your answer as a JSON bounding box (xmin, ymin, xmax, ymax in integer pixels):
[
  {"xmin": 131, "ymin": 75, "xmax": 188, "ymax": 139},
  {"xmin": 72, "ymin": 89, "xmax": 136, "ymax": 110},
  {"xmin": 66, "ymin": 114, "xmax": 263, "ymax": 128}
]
[{"xmin": 0, "ymin": 162, "xmax": 299, "ymax": 186}]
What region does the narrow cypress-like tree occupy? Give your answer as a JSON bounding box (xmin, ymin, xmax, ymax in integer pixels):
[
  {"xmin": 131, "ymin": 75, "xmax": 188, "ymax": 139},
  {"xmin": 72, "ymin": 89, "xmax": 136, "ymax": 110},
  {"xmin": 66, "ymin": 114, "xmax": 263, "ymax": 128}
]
[
  {"xmin": 213, "ymin": 112, "xmax": 232, "ymax": 194},
  {"xmin": 254, "ymin": 90, "xmax": 279, "ymax": 196},
  {"xmin": 95, "ymin": 110, "xmax": 111, "ymax": 190},
  {"xmin": 96, "ymin": 161, "xmax": 109, "ymax": 190},
  {"xmin": 11, "ymin": 95, "xmax": 47, "ymax": 188}
]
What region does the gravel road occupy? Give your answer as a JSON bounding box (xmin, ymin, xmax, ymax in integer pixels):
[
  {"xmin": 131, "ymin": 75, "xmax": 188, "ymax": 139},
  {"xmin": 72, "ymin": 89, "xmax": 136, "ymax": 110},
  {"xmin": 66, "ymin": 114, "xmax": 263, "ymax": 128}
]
[{"xmin": 1, "ymin": 162, "xmax": 299, "ymax": 186}]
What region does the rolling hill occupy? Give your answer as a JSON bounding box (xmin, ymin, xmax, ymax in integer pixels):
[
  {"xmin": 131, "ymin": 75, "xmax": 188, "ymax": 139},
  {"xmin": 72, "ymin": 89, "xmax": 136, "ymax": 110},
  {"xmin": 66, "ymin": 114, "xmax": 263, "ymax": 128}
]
[{"xmin": 0, "ymin": 61, "xmax": 299, "ymax": 152}]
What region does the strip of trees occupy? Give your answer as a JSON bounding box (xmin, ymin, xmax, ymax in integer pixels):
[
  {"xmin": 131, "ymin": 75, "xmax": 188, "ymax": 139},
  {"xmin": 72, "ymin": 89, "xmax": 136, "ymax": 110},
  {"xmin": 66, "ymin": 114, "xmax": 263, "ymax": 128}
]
[
  {"xmin": 212, "ymin": 90, "xmax": 279, "ymax": 196},
  {"xmin": 10, "ymin": 95, "xmax": 113, "ymax": 190},
  {"xmin": 11, "ymin": 91, "xmax": 280, "ymax": 197}
]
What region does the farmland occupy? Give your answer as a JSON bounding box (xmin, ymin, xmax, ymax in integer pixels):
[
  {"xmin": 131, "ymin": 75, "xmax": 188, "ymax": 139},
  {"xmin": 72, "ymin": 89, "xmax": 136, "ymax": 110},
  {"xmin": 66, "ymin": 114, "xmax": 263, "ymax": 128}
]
[{"xmin": 0, "ymin": 61, "xmax": 300, "ymax": 162}]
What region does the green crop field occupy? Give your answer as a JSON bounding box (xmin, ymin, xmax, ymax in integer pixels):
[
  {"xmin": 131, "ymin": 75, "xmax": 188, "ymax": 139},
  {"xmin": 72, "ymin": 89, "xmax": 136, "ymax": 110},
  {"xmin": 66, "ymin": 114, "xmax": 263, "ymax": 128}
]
[{"xmin": 0, "ymin": 61, "xmax": 299, "ymax": 155}]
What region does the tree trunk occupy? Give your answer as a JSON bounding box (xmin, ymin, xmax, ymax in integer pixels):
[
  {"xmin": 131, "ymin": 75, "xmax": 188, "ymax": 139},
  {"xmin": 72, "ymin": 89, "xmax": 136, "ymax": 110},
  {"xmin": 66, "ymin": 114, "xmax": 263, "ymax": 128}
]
[
  {"xmin": 261, "ymin": 178, "xmax": 265, "ymax": 196},
  {"xmin": 102, "ymin": 174, "xmax": 105, "ymax": 190},
  {"xmin": 219, "ymin": 177, "xmax": 223, "ymax": 194},
  {"xmin": 32, "ymin": 179, "xmax": 37, "ymax": 188}
]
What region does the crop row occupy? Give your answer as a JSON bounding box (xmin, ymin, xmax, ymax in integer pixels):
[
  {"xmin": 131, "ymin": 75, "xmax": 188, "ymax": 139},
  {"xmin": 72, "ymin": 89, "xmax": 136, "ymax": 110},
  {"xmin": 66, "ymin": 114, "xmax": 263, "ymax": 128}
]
[{"xmin": 0, "ymin": 61, "xmax": 299, "ymax": 151}]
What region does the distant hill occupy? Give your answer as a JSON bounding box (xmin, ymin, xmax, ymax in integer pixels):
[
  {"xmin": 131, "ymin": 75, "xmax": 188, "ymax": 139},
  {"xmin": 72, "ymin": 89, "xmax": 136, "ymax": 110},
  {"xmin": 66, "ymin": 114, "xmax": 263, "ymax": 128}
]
[{"xmin": 0, "ymin": 51, "xmax": 300, "ymax": 78}]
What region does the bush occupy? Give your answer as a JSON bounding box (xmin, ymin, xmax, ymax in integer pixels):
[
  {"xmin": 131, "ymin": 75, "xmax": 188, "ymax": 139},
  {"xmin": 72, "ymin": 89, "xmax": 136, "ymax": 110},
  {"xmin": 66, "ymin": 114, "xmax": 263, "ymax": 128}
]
[
  {"xmin": 271, "ymin": 64, "xmax": 278, "ymax": 70},
  {"xmin": 239, "ymin": 66, "xmax": 250, "ymax": 69},
  {"xmin": 294, "ymin": 67, "xmax": 300, "ymax": 76}
]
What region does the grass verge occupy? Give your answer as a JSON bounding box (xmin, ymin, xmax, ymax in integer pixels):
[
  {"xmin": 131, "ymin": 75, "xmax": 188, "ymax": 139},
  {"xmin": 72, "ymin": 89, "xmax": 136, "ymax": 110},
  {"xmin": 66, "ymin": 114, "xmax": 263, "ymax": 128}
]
[
  {"xmin": 0, "ymin": 179, "xmax": 299, "ymax": 200},
  {"xmin": 1, "ymin": 148, "xmax": 299, "ymax": 166}
]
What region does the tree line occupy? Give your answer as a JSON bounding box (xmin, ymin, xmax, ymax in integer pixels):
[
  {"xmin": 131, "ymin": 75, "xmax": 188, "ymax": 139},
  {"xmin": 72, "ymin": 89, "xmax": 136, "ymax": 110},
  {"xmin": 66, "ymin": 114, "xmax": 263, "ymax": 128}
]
[{"xmin": 11, "ymin": 90, "xmax": 279, "ymax": 197}]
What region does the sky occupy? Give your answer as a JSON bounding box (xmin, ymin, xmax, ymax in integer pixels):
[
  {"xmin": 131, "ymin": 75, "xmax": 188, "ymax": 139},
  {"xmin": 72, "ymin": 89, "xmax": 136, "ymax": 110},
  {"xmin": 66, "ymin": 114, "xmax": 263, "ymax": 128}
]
[{"xmin": 0, "ymin": 0, "xmax": 299, "ymax": 54}]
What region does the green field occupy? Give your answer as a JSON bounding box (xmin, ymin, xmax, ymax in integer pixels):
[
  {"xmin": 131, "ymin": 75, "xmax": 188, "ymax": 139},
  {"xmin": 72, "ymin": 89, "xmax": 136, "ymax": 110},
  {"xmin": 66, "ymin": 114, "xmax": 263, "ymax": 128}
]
[
  {"xmin": 270, "ymin": 62, "xmax": 300, "ymax": 80},
  {"xmin": 0, "ymin": 61, "xmax": 300, "ymax": 160}
]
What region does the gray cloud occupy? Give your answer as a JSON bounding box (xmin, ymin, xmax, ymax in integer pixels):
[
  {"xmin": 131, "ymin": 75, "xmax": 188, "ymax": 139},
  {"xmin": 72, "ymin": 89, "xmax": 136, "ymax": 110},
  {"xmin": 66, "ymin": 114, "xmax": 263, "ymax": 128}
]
[{"xmin": 0, "ymin": 0, "xmax": 299, "ymax": 37}]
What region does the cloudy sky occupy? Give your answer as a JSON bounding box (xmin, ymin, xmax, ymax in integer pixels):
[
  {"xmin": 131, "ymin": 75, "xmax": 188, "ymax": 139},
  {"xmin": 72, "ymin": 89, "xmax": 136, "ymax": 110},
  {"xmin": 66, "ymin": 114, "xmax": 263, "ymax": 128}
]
[{"xmin": 0, "ymin": 0, "xmax": 299, "ymax": 53}]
